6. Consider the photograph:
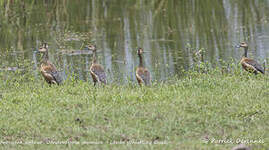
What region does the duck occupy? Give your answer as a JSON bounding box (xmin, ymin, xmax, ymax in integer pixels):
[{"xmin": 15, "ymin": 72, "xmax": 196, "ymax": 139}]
[
  {"xmin": 136, "ymin": 48, "xmax": 151, "ymax": 86},
  {"xmin": 88, "ymin": 45, "xmax": 107, "ymax": 86},
  {"xmin": 38, "ymin": 43, "xmax": 62, "ymax": 85},
  {"xmin": 236, "ymin": 42, "xmax": 264, "ymax": 74}
]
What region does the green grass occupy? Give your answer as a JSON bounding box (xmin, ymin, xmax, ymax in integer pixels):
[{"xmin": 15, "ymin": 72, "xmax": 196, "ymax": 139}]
[{"xmin": 0, "ymin": 68, "xmax": 268, "ymax": 150}]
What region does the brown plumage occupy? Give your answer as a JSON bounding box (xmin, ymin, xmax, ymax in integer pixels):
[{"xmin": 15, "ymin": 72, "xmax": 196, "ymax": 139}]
[
  {"xmin": 136, "ymin": 48, "xmax": 151, "ymax": 86},
  {"xmin": 38, "ymin": 43, "xmax": 62, "ymax": 85},
  {"xmin": 88, "ymin": 45, "xmax": 107, "ymax": 86},
  {"xmin": 237, "ymin": 42, "xmax": 264, "ymax": 75}
]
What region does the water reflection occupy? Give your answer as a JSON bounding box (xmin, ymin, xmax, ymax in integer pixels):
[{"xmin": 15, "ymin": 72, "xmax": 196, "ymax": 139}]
[{"xmin": 0, "ymin": 0, "xmax": 269, "ymax": 83}]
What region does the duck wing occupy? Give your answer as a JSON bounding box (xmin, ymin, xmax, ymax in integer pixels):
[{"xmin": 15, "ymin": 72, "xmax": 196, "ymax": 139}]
[
  {"xmin": 42, "ymin": 62, "xmax": 62, "ymax": 85},
  {"xmin": 244, "ymin": 58, "xmax": 265, "ymax": 74},
  {"xmin": 136, "ymin": 67, "xmax": 151, "ymax": 85},
  {"xmin": 90, "ymin": 64, "xmax": 107, "ymax": 84}
]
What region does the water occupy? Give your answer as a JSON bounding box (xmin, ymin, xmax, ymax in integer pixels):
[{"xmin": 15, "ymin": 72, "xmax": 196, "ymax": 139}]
[{"xmin": 1, "ymin": 0, "xmax": 269, "ymax": 83}]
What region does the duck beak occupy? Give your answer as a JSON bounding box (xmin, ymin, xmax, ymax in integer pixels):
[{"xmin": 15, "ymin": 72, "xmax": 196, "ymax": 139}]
[
  {"xmin": 33, "ymin": 49, "xmax": 40, "ymax": 53},
  {"xmin": 235, "ymin": 45, "xmax": 241, "ymax": 48},
  {"xmin": 85, "ymin": 46, "xmax": 90, "ymax": 50}
]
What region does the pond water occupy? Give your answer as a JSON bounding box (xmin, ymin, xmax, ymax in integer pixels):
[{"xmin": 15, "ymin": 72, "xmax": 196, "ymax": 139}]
[{"xmin": 1, "ymin": 0, "xmax": 269, "ymax": 83}]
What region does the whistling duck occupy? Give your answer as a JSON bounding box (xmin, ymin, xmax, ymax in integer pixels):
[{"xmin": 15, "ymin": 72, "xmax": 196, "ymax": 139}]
[
  {"xmin": 237, "ymin": 42, "xmax": 264, "ymax": 75},
  {"xmin": 88, "ymin": 45, "xmax": 107, "ymax": 86},
  {"xmin": 136, "ymin": 48, "xmax": 151, "ymax": 86},
  {"xmin": 38, "ymin": 43, "xmax": 62, "ymax": 85}
]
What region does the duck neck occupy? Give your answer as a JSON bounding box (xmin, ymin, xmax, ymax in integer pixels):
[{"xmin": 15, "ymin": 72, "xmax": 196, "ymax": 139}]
[
  {"xmin": 92, "ymin": 50, "xmax": 97, "ymax": 64},
  {"xmin": 243, "ymin": 47, "xmax": 248, "ymax": 57},
  {"xmin": 138, "ymin": 54, "xmax": 144, "ymax": 67},
  {"xmin": 41, "ymin": 51, "xmax": 49, "ymax": 63}
]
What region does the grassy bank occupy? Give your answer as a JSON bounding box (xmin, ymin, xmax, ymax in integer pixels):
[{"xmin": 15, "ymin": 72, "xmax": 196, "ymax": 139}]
[{"xmin": 0, "ymin": 68, "xmax": 268, "ymax": 149}]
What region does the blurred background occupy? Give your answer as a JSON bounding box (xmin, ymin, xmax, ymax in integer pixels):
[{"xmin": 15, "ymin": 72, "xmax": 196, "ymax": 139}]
[{"xmin": 0, "ymin": 0, "xmax": 269, "ymax": 83}]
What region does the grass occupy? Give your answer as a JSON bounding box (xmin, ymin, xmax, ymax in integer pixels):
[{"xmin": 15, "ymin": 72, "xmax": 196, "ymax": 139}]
[{"xmin": 0, "ymin": 66, "xmax": 268, "ymax": 150}]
